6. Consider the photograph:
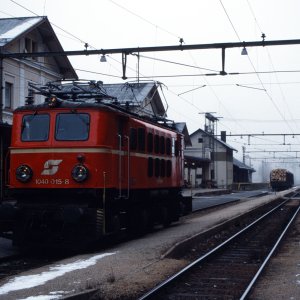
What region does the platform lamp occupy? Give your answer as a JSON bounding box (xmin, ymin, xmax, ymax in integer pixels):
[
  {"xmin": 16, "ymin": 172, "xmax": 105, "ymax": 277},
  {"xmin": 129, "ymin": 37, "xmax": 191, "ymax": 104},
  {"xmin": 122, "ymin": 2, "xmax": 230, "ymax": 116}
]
[
  {"xmin": 241, "ymin": 47, "xmax": 248, "ymax": 55},
  {"xmin": 241, "ymin": 42, "xmax": 248, "ymax": 55},
  {"xmin": 100, "ymin": 54, "xmax": 107, "ymax": 62}
]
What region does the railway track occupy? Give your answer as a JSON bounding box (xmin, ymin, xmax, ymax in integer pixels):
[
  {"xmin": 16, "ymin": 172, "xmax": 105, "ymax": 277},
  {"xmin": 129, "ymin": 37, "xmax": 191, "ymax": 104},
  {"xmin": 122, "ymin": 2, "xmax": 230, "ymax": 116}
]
[{"xmin": 139, "ymin": 197, "xmax": 300, "ymax": 300}]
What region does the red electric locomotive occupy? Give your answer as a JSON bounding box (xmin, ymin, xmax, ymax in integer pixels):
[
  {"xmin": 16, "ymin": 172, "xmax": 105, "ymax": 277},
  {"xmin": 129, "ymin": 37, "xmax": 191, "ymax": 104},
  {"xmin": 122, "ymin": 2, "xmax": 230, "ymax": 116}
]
[{"xmin": 7, "ymin": 81, "xmax": 188, "ymax": 246}]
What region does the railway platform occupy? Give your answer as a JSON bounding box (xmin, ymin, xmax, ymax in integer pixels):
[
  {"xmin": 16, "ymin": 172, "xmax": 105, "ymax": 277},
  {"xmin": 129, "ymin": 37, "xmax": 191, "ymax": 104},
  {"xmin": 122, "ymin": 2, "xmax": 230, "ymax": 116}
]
[
  {"xmin": 181, "ymin": 187, "xmax": 230, "ymax": 197},
  {"xmin": 0, "ymin": 187, "xmax": 297, "ymax": 300}
]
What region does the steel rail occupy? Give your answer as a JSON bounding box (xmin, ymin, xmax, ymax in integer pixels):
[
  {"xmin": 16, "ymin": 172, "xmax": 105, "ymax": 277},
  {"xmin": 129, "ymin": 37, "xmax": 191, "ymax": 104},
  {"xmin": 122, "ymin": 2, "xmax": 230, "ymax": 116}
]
[
  {"xmin": 138, "ymin": 197, "xmax": 292, "ymax": 300},
  {"xmin": 240, "ymin": 204, "xmax": 300, "ymax": 299}
]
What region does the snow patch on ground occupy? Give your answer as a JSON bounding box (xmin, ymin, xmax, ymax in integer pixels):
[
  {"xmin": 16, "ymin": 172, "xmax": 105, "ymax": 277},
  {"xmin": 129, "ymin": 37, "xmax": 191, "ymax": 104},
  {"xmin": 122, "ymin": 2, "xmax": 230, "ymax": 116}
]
[{"xmin": 0, "ymin": 252, "xmax": 115, "ymax": 296}]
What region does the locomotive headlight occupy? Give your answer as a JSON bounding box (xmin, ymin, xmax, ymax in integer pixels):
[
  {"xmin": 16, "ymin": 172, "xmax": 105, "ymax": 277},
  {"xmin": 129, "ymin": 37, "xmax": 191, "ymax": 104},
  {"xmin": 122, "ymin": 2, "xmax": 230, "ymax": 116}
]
[
  {"xmin": 71, "ymin": 164, "xmax": 89, "ymax": 182},
  {"xmin": 16, "ymin": 165, "xmax": 33, "ymax": 183}
]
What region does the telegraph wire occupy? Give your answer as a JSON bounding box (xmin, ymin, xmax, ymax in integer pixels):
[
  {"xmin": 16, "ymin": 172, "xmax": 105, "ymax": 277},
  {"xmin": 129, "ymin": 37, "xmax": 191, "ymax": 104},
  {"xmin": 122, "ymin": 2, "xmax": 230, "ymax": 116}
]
[
  {"xmin": 236, "ymin": 84, "xmax": 265, "ymax": 91},
  {"xmin": 219, "ymin": 0, "xmax": 242, "ymax": 41},
  {"xmin": 223, "ymin": 117, "xmax": 300, "ymax": 123},
  {"xmin": 168, "ymin": 81, "xmax": 300, "ymax": 88},
  {"xmin": 138, "ymin": 54, "xmax": 219, "ymax": 73},
  {"xmin": 107, "ymin": 0, "xmax": 181, "ymax": 40},
  {"xmin": 246, "ymin": 0, "xmax": 264, "ymax": 35},
  {"xmin": 75, "ymin": 68, "xmax": 122, "ymax": 79},
  {"xmin": 0, "ymin": 9, "xmax": 15, "ymax": 17},
  {"xmin": 9, "ymin": 0, "xmax": 37, "ymax": 17}
]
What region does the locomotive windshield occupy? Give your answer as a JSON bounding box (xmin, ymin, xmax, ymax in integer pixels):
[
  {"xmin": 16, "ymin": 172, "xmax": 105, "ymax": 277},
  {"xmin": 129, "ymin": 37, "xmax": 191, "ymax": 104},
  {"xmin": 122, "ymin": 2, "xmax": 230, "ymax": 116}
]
[
  {"xmin": 21, "ymin": 114, "xmax": 50, "ymax": 141},
  {"xmin": 55, "ymin": 113, "xmax": 90, "ymax": 141}
]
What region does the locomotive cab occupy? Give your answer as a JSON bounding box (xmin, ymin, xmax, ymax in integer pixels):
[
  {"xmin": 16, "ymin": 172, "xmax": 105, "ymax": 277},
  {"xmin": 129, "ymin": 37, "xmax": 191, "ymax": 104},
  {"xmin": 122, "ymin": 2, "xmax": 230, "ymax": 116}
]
[{"xmin": 10, "ymin": 103, "xmax": 122, "ymax": 245}]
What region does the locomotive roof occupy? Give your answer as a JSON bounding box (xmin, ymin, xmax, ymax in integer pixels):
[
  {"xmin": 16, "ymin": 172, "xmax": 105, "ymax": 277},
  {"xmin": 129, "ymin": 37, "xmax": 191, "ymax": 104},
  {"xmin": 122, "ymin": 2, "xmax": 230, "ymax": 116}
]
[
  {"xmin": 15, "ymin": 99, "xmax": 115, "ymax": 111},
  {"xmin": 15, "ymin": 94, "xmax": 180, "ymax": 133},
  {"xmin": 15, "ymin": 101, "xmax": 182, "ymax": 134},
  {"xmin": 25, "ymin": 80, "xmax": 165, "ymax": 117}
]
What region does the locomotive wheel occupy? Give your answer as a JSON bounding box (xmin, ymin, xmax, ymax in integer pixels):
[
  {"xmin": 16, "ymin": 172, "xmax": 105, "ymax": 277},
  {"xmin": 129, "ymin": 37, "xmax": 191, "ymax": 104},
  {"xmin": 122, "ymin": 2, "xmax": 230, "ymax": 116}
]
[
  {"xmin": 130, "ymin": 207, "xmax": 150, "ymax": 235},
  {"xmin": 161, "ymin": 206, "xmax": 171, "ymax": 227},
  {"xmin": 111, "ymin": 215, "xmax": 121, "ymax": 233}
]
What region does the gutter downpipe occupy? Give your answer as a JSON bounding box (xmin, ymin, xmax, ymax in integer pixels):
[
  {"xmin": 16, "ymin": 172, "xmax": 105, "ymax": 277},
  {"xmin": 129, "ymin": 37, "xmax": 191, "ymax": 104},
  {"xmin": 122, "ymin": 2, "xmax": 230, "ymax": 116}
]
[
  {"xmin": 0, "ymin": 57, "xmax": 3, "ymax": 201},
  {"xmin": 125, "ymin": 135, "xmax": 130, "ymax": 199},
  {"xmin": 0, "ymin": 57, "xmax": 3, "ymax": 123},
  {"xmin": 118, "ymin": 134, "xmax": 122, "ymax": 198}
]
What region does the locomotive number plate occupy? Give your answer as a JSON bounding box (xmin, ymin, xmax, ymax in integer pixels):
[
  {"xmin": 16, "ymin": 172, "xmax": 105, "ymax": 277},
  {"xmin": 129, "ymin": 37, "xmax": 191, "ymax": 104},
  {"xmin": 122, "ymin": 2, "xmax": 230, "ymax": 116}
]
[{"xmin": 35, "ymin": 178, "xmax": 70, "ymax": 185}]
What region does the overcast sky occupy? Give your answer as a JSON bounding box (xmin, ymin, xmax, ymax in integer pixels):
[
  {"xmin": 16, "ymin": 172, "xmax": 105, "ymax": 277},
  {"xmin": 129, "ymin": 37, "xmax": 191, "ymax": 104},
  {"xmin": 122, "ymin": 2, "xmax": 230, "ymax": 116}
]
[{"xmin": 2, "ymin": 0, "xmax": 300, "ymax": 181}]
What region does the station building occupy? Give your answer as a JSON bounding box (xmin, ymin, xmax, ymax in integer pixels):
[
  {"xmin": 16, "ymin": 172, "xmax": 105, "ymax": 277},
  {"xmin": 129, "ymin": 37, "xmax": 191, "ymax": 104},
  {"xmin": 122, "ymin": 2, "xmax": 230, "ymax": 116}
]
[
  {"xmin": 184, "ymin": 128, "xmax": 236, "ymax": 188},
  {"xmin": 184, "ymin": 129, "xmax": 255, "ymax": 189}
]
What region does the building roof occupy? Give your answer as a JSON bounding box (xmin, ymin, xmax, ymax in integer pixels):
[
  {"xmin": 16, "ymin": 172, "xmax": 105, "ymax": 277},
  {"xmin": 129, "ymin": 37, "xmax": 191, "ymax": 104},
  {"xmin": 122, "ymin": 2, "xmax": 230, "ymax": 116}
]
[
  {"xmin": 190, "ymin": 128, "xmax": 237, "ymax": 151},
  {"xmin": 184, "ymin": 154, "xmax": 211, "ymax": 163},
  {"xmin": 233, "ymin": 157, "xmax": 255, "ymax": 172},
  {"xmin": 0, "ymin": 16, "xmax": 77, "ymax": 79},
  {"xmin": 103, "ymin": 82, "xmax": 166, "ymax": 117},
  {"xmin": 174, "ymin": 122, "xmax": 192, "ymax": 146},
  {"xmin": 0, "ymin": 16, "xmax": 42, "ymax": 46}
]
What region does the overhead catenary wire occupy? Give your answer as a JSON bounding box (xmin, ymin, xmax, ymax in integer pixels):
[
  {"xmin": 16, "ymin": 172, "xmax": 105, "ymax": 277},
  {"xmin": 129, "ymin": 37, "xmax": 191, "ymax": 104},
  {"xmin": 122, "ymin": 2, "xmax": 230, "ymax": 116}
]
[
  {"xmin": 137, "ymin": 54, "xmax": 219, "ymax": 73},
  {"xmin": 122, "ymin": 69, "xmax": 300, "ymax": 79}
]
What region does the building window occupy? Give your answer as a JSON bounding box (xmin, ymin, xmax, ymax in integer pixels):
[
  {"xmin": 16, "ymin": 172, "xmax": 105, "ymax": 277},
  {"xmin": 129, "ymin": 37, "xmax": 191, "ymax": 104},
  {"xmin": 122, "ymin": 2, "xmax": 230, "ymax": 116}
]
[
  {"xmin": 198, "ymin": 138, "xmax": 203, "ymax": 143},
  {"xmin": 26, "ymin": 87, "xmax": 35, "ymax": 105},
  {"xmin": 4, "ymin": 82, "xmax": 13, "ymax": 109},
  {"xmin": 25, "ymin": 38, "xmax": 37, "ymax": 60},
  {"xmin": 25, "ymin": 38, "xmax": 37, "ymax": 52}
]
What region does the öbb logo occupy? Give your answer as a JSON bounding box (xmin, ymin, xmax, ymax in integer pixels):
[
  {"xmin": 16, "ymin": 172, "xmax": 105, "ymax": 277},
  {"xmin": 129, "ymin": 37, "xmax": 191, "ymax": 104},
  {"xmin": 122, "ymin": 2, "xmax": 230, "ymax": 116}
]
[{"xmin": 41, "ymin": 160, "xmax": 63, "ymax": 175}]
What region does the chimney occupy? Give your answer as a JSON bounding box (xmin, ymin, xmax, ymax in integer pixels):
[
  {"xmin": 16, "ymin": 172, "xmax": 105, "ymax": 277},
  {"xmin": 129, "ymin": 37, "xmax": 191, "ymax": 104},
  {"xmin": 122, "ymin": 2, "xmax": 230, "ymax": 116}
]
[{"xmin": 221, "ymin": 131, "xmax": 226, "ymax": 142}]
